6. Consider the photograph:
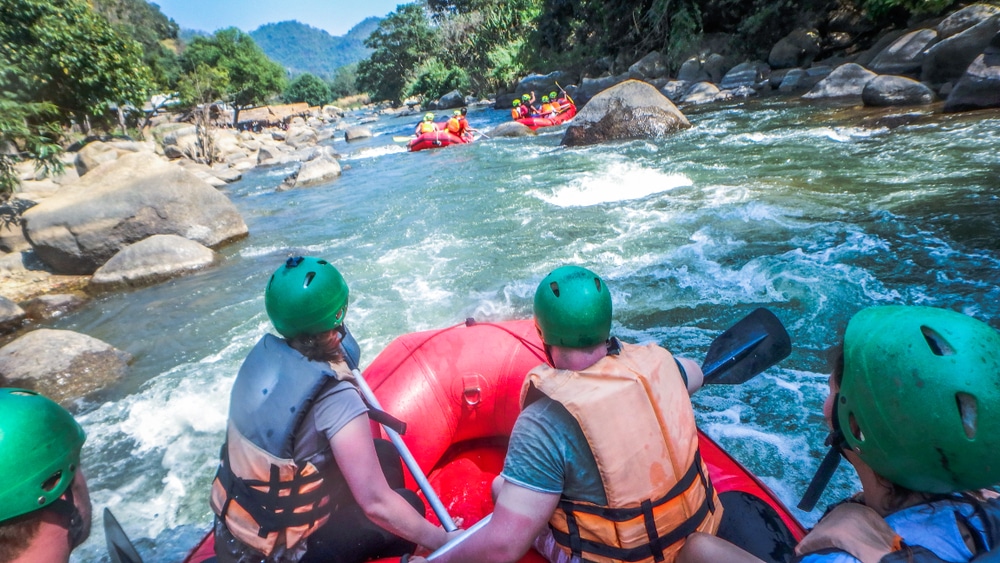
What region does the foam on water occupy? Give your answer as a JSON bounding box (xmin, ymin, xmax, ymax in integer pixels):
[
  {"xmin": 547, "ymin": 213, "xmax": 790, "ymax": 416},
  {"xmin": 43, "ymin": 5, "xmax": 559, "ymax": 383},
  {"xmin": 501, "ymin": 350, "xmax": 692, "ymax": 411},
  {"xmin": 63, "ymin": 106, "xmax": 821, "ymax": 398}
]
[
  {"xmin": 342, "ymin": 144, "xmax": 407, "ymax": 160},
  {"xmin": 529, "ymin": 161, "xmax": 693, "ymax": 207}
]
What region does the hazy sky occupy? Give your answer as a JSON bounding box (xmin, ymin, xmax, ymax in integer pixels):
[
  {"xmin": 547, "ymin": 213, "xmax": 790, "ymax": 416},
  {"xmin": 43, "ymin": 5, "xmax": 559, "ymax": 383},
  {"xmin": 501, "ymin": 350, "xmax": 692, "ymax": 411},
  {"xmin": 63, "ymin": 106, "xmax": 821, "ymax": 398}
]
[{"xmin": 154, "ymin": 0, "xmax": 408, "ymax": 36}]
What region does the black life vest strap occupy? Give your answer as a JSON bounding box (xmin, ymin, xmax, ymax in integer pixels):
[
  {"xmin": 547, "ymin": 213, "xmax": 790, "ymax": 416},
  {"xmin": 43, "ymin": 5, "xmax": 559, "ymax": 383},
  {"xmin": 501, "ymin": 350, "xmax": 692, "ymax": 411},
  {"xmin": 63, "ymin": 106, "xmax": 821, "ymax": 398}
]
[
  {"xmin": 215, "ymin": 443, "xmax": 329, "ymax": 536},
  {"xmin": 551, "ymin": 450, "xmax": 715, "ymax": 562}
]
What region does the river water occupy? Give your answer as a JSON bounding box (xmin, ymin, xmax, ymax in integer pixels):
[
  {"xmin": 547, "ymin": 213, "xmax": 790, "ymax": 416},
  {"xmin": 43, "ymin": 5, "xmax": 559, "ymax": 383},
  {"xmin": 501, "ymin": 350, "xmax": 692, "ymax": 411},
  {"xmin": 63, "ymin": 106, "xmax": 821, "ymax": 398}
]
[{"xmin": 63, "ymin": 98, "xmax": 1000, "ymax": 562}]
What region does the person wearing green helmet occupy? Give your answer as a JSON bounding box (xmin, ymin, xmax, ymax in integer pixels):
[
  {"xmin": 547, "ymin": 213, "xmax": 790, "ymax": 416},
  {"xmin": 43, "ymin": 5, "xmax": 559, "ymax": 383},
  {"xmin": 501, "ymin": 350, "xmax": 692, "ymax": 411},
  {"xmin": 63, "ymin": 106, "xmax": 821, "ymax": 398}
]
[
  {"xmin": 511, "ymin": 98, "xmax": 528, "ymax": 120},
  {"xmin": 0, "ymin": 388, "xmax": 91, "ymax": 563},
  {"xmin": 677, "ymin": 305, "xmax": 1000, "ymax": 563},
  {"xmin": 415, "ymin": 112, "xmax": 438, "ymax": 136},
  {"xmin": 409, "ymin": 265, "xmax": 719, "ymax": 563},
  {"xmin": 539, "ymin": 95, "xmax": 557, "ymax": 118},
  {"xmin": 520, "ymin": 91, "xmax": 540, "ymax": 117},
  {"xmin": 211, "ymin": 257, "xmax": 453, "ymax": 563}
]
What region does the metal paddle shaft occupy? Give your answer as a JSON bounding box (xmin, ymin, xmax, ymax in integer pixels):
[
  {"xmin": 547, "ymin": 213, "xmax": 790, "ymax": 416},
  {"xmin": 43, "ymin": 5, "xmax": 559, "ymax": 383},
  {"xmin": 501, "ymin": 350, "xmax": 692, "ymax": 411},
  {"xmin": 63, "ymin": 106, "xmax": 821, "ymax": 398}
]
[
  {"xmin": 701, "ymin": 308, "xmax": 792, "ymax": 385},
  {"xmin": 351, "ymin": 368, "xmax": 458, "ymax": 532},
  {"xmin": 104, "ymin": 508, "xmax": 144, "ymax": 563}
]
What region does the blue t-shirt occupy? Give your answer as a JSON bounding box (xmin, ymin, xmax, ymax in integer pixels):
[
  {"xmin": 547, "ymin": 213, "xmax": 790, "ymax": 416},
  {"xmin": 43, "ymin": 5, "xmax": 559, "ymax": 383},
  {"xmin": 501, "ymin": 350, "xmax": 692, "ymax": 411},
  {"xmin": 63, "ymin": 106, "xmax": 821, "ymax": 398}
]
[{"xmin": 500, "ymin": 394, "xmax": 607, "ymax": 506}]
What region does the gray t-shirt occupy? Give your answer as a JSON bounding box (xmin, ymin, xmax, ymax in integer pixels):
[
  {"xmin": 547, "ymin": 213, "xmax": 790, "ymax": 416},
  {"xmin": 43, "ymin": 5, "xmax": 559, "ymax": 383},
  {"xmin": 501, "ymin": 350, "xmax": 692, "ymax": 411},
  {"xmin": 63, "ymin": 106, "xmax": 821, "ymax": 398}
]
[
  {"xmin": 500, "ymin": 394, "xmax": 608, "ymax": 506},
  {"xmin": 292, "ymin": 377, "xmax": 368, "ymax": 469}
]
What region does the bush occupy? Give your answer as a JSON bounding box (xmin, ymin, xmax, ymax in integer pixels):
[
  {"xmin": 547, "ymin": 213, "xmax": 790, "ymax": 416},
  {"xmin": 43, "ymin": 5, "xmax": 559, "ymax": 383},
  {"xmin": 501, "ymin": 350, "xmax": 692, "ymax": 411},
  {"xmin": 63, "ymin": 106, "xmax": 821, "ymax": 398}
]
[
  {"xmin": 284, "ymin": 73, "xmax": 332, "ymax": 107},
  {"xmin": 406, "ymin": 58, "xmax": 471, "ymax": 100}
]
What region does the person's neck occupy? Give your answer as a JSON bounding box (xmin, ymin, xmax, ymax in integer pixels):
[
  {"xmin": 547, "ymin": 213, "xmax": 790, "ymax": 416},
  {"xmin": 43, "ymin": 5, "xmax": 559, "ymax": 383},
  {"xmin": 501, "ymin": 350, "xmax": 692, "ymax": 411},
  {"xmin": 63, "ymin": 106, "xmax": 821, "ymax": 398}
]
[
  {"xmin": 551, "ymin": 343, "xmax": 608, "ymax": 371},
  {"xmin": 12, "ymin": 513, "xmax": 72, "ymax": 563},
  {"xmin": 852, "ymin": 455, "xmax": 926, "ymax": 517}
]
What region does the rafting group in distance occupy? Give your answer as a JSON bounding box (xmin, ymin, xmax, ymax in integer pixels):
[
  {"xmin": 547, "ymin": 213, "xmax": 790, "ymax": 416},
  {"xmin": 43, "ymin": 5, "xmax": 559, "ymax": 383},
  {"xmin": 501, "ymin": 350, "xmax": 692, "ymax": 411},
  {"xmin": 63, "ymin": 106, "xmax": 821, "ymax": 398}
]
[
  {"xmin": 407, "ymin": 108, "xmax": 477, "ymax": 152},
  {"xmin": 7, "ymin": 252, "xmax": 999, "ymax": 563},
  {"xmin": 511, "ymin": 89, "xmax": 578, "ymax": 131}
]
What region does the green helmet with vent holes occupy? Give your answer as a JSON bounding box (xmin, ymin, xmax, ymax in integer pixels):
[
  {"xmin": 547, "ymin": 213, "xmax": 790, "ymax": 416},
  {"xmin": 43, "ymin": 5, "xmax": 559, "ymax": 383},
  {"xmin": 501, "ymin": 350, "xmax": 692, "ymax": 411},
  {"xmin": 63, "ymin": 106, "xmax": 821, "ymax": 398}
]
[
  {"xmin": 534, "ymin": 265, "xmax": 612, "ymax": 349},
  {"xmin": 839, "ymin": 306, "xmax": 1000, "ymax": 493},
  {"xmin": 264, "ymin": 257, "xmax": 349, "ymax": 339}
]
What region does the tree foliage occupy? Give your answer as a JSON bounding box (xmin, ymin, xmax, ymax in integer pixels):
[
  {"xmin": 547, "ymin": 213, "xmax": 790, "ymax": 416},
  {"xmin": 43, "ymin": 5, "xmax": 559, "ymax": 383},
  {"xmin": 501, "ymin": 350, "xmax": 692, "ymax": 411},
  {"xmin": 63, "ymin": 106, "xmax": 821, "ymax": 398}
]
[
  {"xmin": 284, "ymin": 73, "xmax": 332, "ymax": 107},
  {"xmin": 182, "ymin": 27, "xmax": 287, "ymax": 124},
  {"xmin": 0, "ymin": 98, "xmax": 63, "ymax": 199},
  {"xmin": 91, "ymin": 0, "xmax": 182, "ymax": 88},
  {"xmin": 329, "ymin": 63, "xmax": 360, "ymax": 99},
  {"xmin": 356, "ymin": 3, "xmax": 439, "ymax": 103}
]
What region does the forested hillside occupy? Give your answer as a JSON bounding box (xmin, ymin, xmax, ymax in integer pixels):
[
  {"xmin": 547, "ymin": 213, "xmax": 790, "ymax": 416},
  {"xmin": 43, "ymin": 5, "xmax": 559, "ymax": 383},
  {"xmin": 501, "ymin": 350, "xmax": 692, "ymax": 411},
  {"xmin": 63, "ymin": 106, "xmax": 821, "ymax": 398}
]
[{"xmin": 250, "ymin": 18, "xmax": 379, "ymax": 79}]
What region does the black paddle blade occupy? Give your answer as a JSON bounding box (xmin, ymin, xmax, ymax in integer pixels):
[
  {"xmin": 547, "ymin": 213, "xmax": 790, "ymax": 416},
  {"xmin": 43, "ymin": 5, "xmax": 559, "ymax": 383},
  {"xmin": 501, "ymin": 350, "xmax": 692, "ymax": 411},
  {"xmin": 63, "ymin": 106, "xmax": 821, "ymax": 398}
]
[
  {"xmin": 701, "ymin": 308, "xmax": 791, "ymax": 385},
  {"xmin": 104, "ymin": 507, "xmax": 144, "ymax": 563}
]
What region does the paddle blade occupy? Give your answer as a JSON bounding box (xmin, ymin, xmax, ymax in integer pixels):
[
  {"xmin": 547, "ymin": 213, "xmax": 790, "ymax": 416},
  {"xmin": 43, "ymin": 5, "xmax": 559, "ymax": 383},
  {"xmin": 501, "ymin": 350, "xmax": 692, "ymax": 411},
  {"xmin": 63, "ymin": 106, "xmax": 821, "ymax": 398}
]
[
  {"xmin": 702, "ymin": 308, "xmax": 791, "ymax": 385},
  {"xmin": 104, "ymin": 508, "xmax": 144, "ymax": 563},
  {"xmin": 393, "ymin": 135, "xmax": 416, "ymax": 142}
]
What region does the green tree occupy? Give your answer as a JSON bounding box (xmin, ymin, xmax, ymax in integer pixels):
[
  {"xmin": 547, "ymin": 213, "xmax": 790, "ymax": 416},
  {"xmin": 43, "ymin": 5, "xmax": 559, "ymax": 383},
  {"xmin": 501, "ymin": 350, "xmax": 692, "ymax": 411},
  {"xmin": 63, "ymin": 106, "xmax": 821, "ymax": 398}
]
[
  {"xmin": 0, "ymin": 98, "xmax": 63, "ymax": 200},
  {"xmin": 356, "ymin": 3, "xmax": 439, "ymax": 103},
  {"xmin": 329, "ymin": 63, "xmax": 360, "ymax": 99},
  {"xmin": 0, "ymin": 0, "xmax": 154, "ymax": 130},
  {"xmin": 406, "ymin": 58, "xmax": 471, "ymax": 100},
  {"xmin": 177, "ymin": 64, "xmax": 229, "ymax": 164},
  {"xmin": 182, "ymin": 27, "xmax": 287, "ymax": 126},
  {"xmin": 91, "ymin": 0, "xmax": 182, "ymax": 89},
  {"xmin": 284, "ymin": 73, "xmax": 332, "ymax": 107}
]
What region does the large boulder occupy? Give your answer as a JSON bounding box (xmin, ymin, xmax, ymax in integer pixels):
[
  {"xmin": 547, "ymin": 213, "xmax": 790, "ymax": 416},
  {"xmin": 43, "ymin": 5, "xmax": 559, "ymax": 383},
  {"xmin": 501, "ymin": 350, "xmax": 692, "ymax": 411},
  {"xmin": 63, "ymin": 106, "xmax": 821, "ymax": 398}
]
[
  {"xmin": 677, "ymin": 57, "xmax": 710, "ymax": 83},
  {"xmin": 488, "ymin": 122, "xmax": 537, "ymax": 137},
  {"xmin": 0, "ymin": 328, "xmax": 132, "ymax": 404},
  {"xmin": 436, "ymin": 90, "xmax": 465, "ymax": 110},
  {"xmin": 286, "ymin": 126, "xmax": 319, "ymax": 148},
  {"xmin": 89, "ymin": 234, "xmax": 219, "ymax": 291},
  {"xmin": 868, "ymin": 29, "xmax": 938, "ymax": 75},
  {"xmin": 944, "ymin": 31, "xmax": 1000, "ymax": 112},
  {"xmin": 515, "ymin": 71, "xmax": 574, "ymax": 97},
  {"xmin": 629, "ymin": 51, "xmax": 669, "ymax": 80},
  {"xmin": 769, "ymin": 29, "xmax": 822, "ymax": 69},
  {"xmin": 344, "ymin": 126, "xmax": 373, "ymax": 142},
  {"xmin": 937, "ymin": 3, "xmax": 1000, "ymax": 39},
  {"xmin": 861, "ymin": 75, "xmax": 935, "ymax": 106},
  {"xmin": 680, "ymin": 82, "xmax": 722, "ymax": 105},
  {"xmin": 281, "ymin": 154, "xmax": 342, "ymax": 189},
  {"xmin": 921, "ymin": 14, "xmax": 1000, "ymax": 86},
  {"xmin": 0, "ymin": 296, "xmax": 25, "ymax": 334},
  {"xmin": 74, "ymin": 141, "xmax": 120, "ymax": 176},
  {"xmin": 576, "ymin": 73, "xmax": 630, "ymax": 106},
  {"xmin": 22, "ymin": 152, "xmax": 248, "ymax": 274},
  {"xmin": 561, "ymin": 80, "xmax": 690, "ymax": 147},
  {"xmin": 802, "ymin": 63, "xmax": 877, "ymax": 98},
  {"xmin": 719, "ymin": 61, "xmax": 770, "ymax": 90}
]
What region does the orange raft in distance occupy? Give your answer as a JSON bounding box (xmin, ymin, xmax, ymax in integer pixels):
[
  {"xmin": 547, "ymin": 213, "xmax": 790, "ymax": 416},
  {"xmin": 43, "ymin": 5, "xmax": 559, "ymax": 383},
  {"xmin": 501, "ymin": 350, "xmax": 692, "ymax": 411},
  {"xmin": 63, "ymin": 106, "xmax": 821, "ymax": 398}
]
[
  {"xmin": 516, "ymin": 104, "xmax": 577, "ymax": 131},
  {"xmin": 185, "ymin": 319, "xmax": 806, "ymax": 563}
]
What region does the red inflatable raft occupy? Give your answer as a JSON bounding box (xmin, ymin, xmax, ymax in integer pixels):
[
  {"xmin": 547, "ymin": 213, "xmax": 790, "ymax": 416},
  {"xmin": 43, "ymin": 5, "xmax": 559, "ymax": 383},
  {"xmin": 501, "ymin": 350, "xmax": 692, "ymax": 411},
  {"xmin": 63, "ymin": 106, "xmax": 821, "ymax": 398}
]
[
  {"xmin": 185, "ymin": 319, "xmax": 805, "ymax": 563},
  {"xmin": 408, "ymin": 130, "xmax": 472, "ymax": 152},
  {"xmin": 516, "ymin": 105, "xmax": 577, "ymax": 131}
]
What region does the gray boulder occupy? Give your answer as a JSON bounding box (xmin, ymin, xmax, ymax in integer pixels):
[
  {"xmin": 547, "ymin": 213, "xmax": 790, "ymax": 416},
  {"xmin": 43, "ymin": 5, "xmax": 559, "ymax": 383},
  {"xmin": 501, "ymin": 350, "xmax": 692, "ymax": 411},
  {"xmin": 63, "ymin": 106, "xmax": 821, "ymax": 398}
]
[
  {"xmin": 286, "ymin": 126, "xmax": 319, "ymax": 148},
  {"xmin": 937, "ymin": 3, "xmax": 1000, "ymax": 39},
  {"xmin": 562, "ymin": 80, "xmax": 690, "ymax": 147},
  {"xmin": 703, "ymin": 54, "xmax": 730, "ymax": 84},
  {"xmin": 868, "ymin": 29, "xmax": 938, "ymax": 76},
  {"xmin": 944, "ymin": 31, "xmax": 1000, "ymax": 112},
  {"xmin": 19, "ymin": 294, "xmax": 86, "ymax": 322},
  {"xmin": 719, "ymin": 61, "xmax": 770, "ymax": 90},
  {"xmin": 257, "ymin": 143, "xmax": 292, "ymax": 167},
  {"xmin": 281, "ymin": 155, "xmax": 342, "ymax": 189},
  {"xmin": 75, "ymin": 141, "xmax": 120, "ymax": 176},
  {"xmin": 344, "ymin": 126, "xmax": 373, "ymax": 142},
  {"xmin": 921, "ymin": 15, "xmax": 1000, "ymax": 86},
  {"xmin": 629, "ymin": 51, "xmax": 669, "ymax": 80},
  {"xmin": 659, "ymin": 80, "xmax": 690, "ymax": 102},
  {"xmin": 515, "ymin": 71, "xmax": 574, "ymax": 96},
  {"xmin": 803, "ymin": 63, "xmax": 878, "ymax": 98},
  {"xmin": 436, "ymin": 90, "xmax": 465, "ymax": 110},
  {"xmin": 577, "ymin": 73, "xmax": 630, "ymax": 105},
  {"xmin": 0, "ymin": 296, "xmax": 25, "ymax": 334},
  {"xmin": 0, "ymin": 328, "xmax": 132, "ymax": 404},
  {"xmin": 677, "ymin": 57, "xmax": 710, "ymax": 83},
  {"xmin": 489, "ymin": 122, "xmax": 537, "ymax": 137},
  {"xmin": 769, "ymin": 29, "xmax": 822, "ymax": 69},
  {"xmin": 862, "ymin": 75, "xmax": 936, "ymax": 106},
  {"xmin": 681, "ymin": 82, "xmax": 722, "ymax": 105},
  {"xmin": 22, "ymin": 152, "xmax": 248, "ymax": 274},
  {"xmin": 89, "ymin": 234, "xmax": 219, "ymax": 291}
]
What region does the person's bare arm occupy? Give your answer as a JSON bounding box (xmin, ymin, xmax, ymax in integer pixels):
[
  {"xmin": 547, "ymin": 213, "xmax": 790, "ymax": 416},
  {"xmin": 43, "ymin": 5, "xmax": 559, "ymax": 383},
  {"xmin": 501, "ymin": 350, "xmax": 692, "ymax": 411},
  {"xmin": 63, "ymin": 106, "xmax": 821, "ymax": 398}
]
[
  {"xmin": 678, "ymin": 357, "xmax": 704, "ymax": 395},
  {"xmin": 677, "ymin": 532, "xmax": 766, "ymax": 563},
  {"xmin": 331, "ymin": 416, "xmax": 449, "ymax": 550},
  {"xmin": 409, "ymin": 480, "xmax": 560, "ymax": 563}
]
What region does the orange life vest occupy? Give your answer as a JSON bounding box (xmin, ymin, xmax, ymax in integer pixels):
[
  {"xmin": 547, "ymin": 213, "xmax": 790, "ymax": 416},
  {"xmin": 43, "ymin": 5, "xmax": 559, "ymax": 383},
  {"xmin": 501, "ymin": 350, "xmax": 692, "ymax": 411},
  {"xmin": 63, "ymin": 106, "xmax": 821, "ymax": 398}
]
[
  {"xmin": 521, "ymin": 341, "xmax": 723, "ymax": 563},
  {"xmin": 417, "ymin": 121, "xmax": 437, "ymax": 134},
  {"xmin": 512, "ymin": 108, "xmax": 520, "ymax": 120},
  {"xmin": 540, "ymin": 102, "xmax": 556, "ymax": 115},
  {"xmin": 445, "ymin": 117, "xmax": 461, "ymax": 135}
]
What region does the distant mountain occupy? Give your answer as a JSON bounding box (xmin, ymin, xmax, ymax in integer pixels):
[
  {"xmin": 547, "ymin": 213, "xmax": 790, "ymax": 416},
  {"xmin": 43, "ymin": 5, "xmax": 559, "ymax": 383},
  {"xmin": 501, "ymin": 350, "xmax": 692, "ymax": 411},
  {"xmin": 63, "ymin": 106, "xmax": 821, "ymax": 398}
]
[{"xmin": 250, "ymin": 19, "xmax": 378, "ymax": 79}]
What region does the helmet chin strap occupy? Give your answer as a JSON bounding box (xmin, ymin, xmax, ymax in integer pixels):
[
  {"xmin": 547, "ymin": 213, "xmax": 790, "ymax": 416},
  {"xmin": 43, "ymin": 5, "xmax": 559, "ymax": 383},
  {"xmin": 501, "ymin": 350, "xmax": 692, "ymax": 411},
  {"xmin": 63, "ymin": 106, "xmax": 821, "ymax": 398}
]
[
  {"xmin": 797, "ymin": 393, "xmax": 848, "ymax": 511},
  {"xmin": 48, "ymin": 485, "xmax": 88, "ymax": 549}
]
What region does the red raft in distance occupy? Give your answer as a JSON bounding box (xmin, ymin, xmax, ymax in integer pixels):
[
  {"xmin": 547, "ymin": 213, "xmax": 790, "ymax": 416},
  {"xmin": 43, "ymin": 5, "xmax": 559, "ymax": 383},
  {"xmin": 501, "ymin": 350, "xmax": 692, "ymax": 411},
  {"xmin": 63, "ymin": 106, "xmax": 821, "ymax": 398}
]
[
  {"xmin": 516, "ymin": 105, "xmax": 578, "ymax": 131},
  {"xmin": 185, "ymin": 319, "xmax": 805, "ymax": 563}
]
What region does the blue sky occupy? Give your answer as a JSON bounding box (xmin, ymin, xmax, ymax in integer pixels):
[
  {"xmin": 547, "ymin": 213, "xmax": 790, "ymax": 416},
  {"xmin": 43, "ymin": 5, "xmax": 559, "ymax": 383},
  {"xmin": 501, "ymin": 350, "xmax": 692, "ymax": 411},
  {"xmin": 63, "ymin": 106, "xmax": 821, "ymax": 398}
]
[{"xmin": 154, "ymin": 0, "xmax": 408, "ymax": 36}]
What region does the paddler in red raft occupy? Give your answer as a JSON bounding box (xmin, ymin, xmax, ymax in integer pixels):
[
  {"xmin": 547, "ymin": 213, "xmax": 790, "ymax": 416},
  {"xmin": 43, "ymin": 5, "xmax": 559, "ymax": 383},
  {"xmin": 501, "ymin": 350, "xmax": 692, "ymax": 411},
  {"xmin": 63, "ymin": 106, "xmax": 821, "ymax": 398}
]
[
  {"xmin": 677, "ymin": 306, "xmax": 1000, "ymax": 563},
  {"xmin": 415, "ymin": 112, "xmax": 438, "ymax": 136},
  {"xmin": 410, "ymin": 265, "xmax": 723, "ymax": 563}
]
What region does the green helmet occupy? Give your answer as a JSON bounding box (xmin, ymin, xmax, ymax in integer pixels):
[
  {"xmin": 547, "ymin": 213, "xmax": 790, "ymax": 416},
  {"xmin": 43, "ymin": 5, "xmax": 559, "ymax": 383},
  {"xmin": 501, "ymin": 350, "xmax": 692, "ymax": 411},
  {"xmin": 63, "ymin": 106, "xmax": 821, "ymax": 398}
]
[
  {"xmin": 424, "ymin": 113, "xmax": 434, "ymax": 121},
  {"xmin": 512, "ymin": 99, "xmax": 521, "ymax": 107},
  {"xmin": 521, "ymin": 94, "xmax": 530, "ymax": 101},
  {"xmin": 550, "ymin": 91, "xmax": 558, "ymax": 99},
  {"xmin": 264, "ymin": 256, "xmax": 349, "ymax": 339},
  {"xmin": 839, "ymin": 306, "xmax": 1000, "ymax": 493},
  {"xmin": 534, "ymin": 265, "xmax": 612, "ymax": 348},
  {"xmin": 0, "ymin": 388, "xmax": 86, "ymax": 523},
  {"xmin": 453, "ymin": 109, "xmax": 461, "ymax": 116},
  {"xmin": 541, "ymin": 95, "xmax": 550, "ymax": 103}
]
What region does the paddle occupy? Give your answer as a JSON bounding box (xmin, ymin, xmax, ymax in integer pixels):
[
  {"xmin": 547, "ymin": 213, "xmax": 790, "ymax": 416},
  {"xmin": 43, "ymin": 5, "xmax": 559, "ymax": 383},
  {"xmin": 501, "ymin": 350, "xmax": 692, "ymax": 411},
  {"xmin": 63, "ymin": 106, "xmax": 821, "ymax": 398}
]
[
  {"xmin": 394, "ymin": 135, "xmax": 416, "ymax": 143},
  {"xmin": 420, "ymin": 307, "xmax": 793, "ymax": 559},
  {"xmin": 104, "ymin": 508, "xmax": 144, "ymax": 563}
]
